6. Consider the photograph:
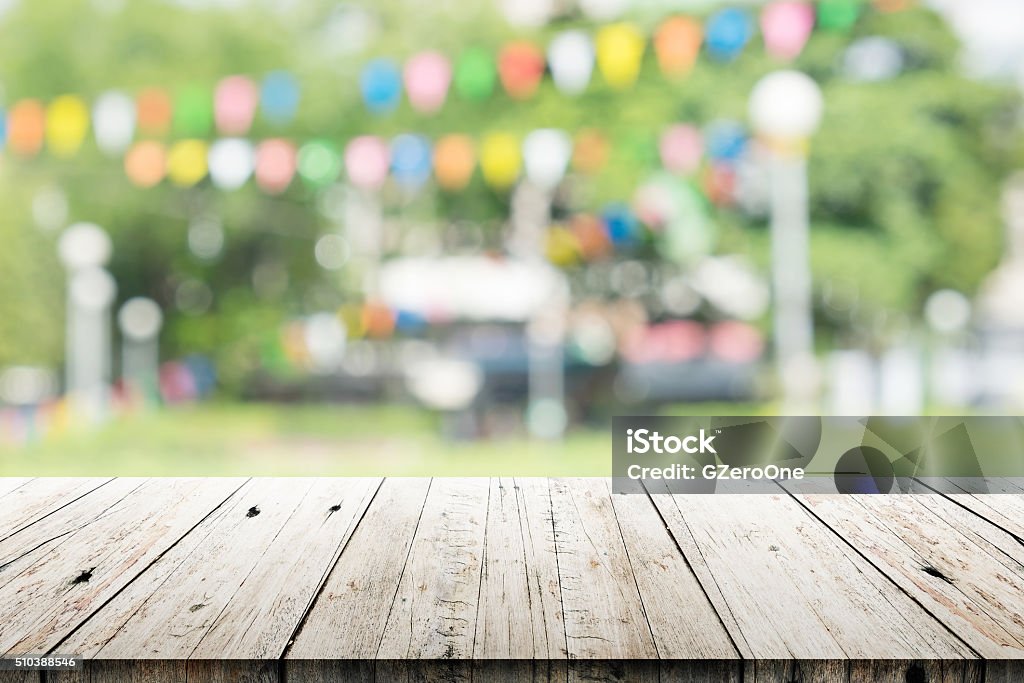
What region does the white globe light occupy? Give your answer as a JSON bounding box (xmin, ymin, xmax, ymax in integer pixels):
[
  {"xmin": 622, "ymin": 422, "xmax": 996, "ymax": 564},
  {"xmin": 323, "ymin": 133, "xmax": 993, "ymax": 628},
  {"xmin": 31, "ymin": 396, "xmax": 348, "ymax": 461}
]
[
  {"xmin": 304, "ymin": 312, "xmax": 347, "ymax": 373},
  {"xmin": 925, "ymin": 289, "xmax": 971, "ymax": 335},
  {"xmin": 58, "ymin": 223, "xmax": 112, "ymax": 270},
  {"xmin": 405, "ymin": 359, "xmax": 483, "ymax": 411},
  {"xmin": 523, "ymin": 129, "xmax": 572, "ymax": 192},
  {"xmin": 71, "ymin": 268, "xmax": 117, "ymax": 310},
  {"xmin": 93, "ymin": 91, "xmax": 136, "ymax": 156},
  {"xmin": 118, "ymin": 297, "xmax": 164, "ymax": 340},
  {"xmin": 500, "ymin": 0, "xmax": 553, "ymax": 27},
  {"xmin": 843, "ymin": 37, "xmax": 904, "ymax": 83},
  {"xmin": 208, "ymin": 138, "xmax": 255, "ymax": 190},
  {"xmin": 579, "ymin": 0, "xmax": 626, "ymax": 21},
  {"xmin": 32, "ymin": 185, "xmax": 69, "ymax": 233},
  {"xmin": 748, "ymin": 70, "xmax": 824, "ymax": 141},
  {"xmin": 548, "ymin": 31, "xmax": 594, "ymax": 96}
]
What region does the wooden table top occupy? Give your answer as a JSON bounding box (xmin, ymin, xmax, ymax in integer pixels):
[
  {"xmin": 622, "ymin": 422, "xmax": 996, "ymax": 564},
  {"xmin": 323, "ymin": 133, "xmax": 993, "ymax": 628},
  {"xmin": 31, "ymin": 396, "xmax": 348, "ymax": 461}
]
[{"xmin": 0, "ymin": 477, "xmax": 1022, "ymax": 682}]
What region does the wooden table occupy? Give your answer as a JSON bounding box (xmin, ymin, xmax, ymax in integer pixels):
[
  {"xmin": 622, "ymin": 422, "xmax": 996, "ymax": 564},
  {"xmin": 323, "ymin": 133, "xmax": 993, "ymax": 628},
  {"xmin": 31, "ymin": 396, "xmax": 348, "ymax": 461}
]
[{"xmin": 0, "ymin": 477, "xmax": 1022, "ymax": 682}]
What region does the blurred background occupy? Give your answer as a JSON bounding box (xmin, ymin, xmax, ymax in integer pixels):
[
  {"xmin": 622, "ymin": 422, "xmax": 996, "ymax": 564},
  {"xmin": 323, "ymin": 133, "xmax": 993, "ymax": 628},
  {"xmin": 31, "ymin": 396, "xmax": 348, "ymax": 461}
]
[{"xmin": 1, "ymin": 0, "xmax": 1023, "ymax": 475}]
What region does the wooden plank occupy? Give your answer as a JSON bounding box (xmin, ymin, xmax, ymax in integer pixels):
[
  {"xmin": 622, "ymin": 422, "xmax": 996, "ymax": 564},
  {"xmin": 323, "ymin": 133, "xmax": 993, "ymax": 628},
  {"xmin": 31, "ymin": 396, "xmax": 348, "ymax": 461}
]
[
  {"xmin": 283, "ymin": 660, "xmax": 372, "ymax": 683},
  {"xmin": 53, "ymin": 480, "xmax": 252, "ymax": 658},
  {"xmin": 46, "ymin": 660, "xmax": 187, "ymax": 683},
  {"xmin": 0, "ymin": 478, "xmax": 32, "ymax": 500},
  {"xmin": 792, "ymin": 493, "xmax": 1024, "ymax": 658},
  {"xmin": 649, "ymin": 492, "xmax": 975, "ymax": 660},
  {"xmin": 0, "ymin": 478, "xmax": 244, "ymax": 656},
  {"xmin": 1, "ymin": 479, "xmax": 113, "ymax": 541},
  {"xmin": 610, "ymin": 490, "xmax": 738, "ymax": 660},
  {"xmin": 473, "ymin": 660, "xmax": 567, "ymax": 683},
  {"xmin": 376, "ymin": 478, "xmax": 489, "ymax": 664},
  {"xmin": 911, "ymin": 493, "xmax": 1024, "ymax": 572},
  {"xmin": 0, "ymin": 670, "xmax": 37, "ymax": 683},
  {"xmin": 848, "ymin": 660, "xmax": 981, "ymax": 683},
  {"xmin": 548, "ymin": 478, "xmax": 657, "ymax": 661},
  {"xmin": 0, "ymin": 479, "xmax": 146, "ymax": 589},
  {"xmin": 286, "ymin": 478, "xmax": 432, "ymax": 660},
  {"xmin": 987, "ymin": 660, "xmax": 1024, "ymax": 682},
  {"xmin": 185, "ymin": 660, "xmax": 278, "ymax": 683},
  {"xmin": 66, "ymin": 478, "xmax": 317, "ymax": 658},
  {"xmin": 566, "ymin": 660, "xmax": 657, "ymax": 682},
  {"xmin": 62, "ymin": 478, "xmax": 381, "ymax": 660},
  {"xmin": 473, "ymin": 477, "xmax": 565, "ymax": 661},
  {"xmin": 743, "ymin": 660, "xmax": 846, "ymax": 683},
  {"xmin": 661, "ymin": 661, "xmax": 740, "ymax": 682},
  {"xmin": 45, "ymin": 660, "xmax": 278, "ymax": 683},
  {"xmin": 190, "ymin": 477, "xmax": 381, "ymax": 659},
  {"xmin": 944, "ymin": 494, "xmax": 1024, "ymax": 541}
]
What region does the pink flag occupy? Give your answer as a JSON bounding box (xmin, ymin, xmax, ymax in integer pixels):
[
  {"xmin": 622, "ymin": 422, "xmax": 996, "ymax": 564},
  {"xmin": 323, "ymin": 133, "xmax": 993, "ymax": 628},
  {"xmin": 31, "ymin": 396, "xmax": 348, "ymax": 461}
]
[
  {"xmin": 404, "ymin": 51, "xmax": 452, "ymax": 114},
  {"xmin": 345, "ymin": 136, "xmax": 390, "ymax": 191},
  {"xmin": 215, "ymin": 76, "xmax": 259, "ymax": 135},
  {"xmin": 761, "ymin": 2, "xmax": 815, "ymax": 61},
  {"xmin": 255, "ymin": 139, "xmax": 297, "ymax": 194}
]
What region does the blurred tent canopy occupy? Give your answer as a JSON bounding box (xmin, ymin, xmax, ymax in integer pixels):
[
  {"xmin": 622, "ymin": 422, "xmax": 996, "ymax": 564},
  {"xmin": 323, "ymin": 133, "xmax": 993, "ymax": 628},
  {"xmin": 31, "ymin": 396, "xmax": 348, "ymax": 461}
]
[{"xmin": 0, "ymin": 0, "xmax": 1020, "ymax": 385}]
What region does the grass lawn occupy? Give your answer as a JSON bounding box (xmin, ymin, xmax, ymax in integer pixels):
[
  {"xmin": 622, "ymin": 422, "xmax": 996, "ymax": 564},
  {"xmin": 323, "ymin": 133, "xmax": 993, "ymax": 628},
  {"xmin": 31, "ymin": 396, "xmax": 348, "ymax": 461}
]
[{"xmin": 0, "ymin": 403, "xmax": 613, "ymax": 477}]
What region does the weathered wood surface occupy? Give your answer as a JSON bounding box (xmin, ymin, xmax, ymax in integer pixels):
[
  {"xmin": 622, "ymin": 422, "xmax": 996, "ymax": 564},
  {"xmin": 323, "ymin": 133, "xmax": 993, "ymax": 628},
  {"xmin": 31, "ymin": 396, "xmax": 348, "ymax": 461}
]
[
  {"xmin": 0, "ymin": 478, "xmax": 246, "ymax": 656},
  {"xmin": 60, "ymin": 477, "xmax": 381, "ymax": 659},
  {"xmin": 789, "ymin": 493, "xmax": 1024, "ymax": 658},
  {"xmin": 647, "ymin": 486, "xmax": 975, "ymax": 659},
  {"xmin": 0, "ymin": 476, "xmax": 1022, "ymax": 683},
  {"xmin": 0, "ymin": 478, "xmax": 113, "ymax": 540}
]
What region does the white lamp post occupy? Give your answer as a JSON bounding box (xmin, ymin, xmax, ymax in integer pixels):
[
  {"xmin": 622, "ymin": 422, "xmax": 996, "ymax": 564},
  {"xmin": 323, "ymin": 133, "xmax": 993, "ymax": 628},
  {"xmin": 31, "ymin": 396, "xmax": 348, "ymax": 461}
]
[
  {"xmin": 58, "ymin": 223, "xmax": 116, "ymax": 423},
  {"xmin": 749, "ymin": 70, "xmax": 824, "ymax": 408},
  {"xmin": 519, "ymin": 129, "xmax": 572, "ymax": 439},
  {"xmin": 118, "ymin": 297, "xmax": 164, "ymax": 405}
]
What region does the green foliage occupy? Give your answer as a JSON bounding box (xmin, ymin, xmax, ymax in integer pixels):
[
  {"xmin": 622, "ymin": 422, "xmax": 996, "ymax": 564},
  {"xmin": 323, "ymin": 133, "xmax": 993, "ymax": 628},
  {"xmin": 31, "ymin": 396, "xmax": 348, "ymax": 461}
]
[{"xmin": 0, "ymin": 1, "xmax": 1018, "ymax": 377}]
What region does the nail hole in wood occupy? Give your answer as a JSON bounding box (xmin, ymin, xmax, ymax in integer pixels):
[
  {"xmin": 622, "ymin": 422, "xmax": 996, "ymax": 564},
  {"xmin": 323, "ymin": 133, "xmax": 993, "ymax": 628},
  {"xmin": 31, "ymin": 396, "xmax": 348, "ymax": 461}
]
[
  {"xmin": 905, "ymin": 663, "xmax": 926, "ymax": 683},
  {"xmin": 921, "ymin": 565, "xmax": 953, "ymax": 584},
  {"xmin": 328, "ymin": 504, "xmax": 342, "ymax": 513},
  {"xmin": 246, "ymin": 506, "xmax": 261, "ymax": 518},
  {"xmin": 71, "ymin": 568, "xmax": 94, "ymax": 585}
]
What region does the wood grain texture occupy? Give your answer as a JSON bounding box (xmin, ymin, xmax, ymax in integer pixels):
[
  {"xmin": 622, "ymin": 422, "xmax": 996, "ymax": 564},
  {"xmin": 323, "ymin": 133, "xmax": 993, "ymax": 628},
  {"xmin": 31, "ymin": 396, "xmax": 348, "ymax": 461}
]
[
  {"xmin": 0, "ymin": 671, "xmax": 38, "ymax": 683},
  {"xmin": 847, "ymin": 659, "xmax": 981, "ymax": 683},
  {"xmin": 0, "ymin": 476, "xmax": 1019, "ymax": 676},
  {"xmin": 986, "ymin": 660, "xmax": 1024, "ymax": 682},
  {"xmin": 0, "ymin": 479, "xmax": 113, "ymax": 541},
  {"xmin": 549, "ymin": 478, "xmax": 657, "ymax": 661},
  {"xmin": 45, "ymin": 660, "xmax": 187, "ymax": 682},
  {"xmin": 792, "ymin": 493, "xmax": 1024, "ymax": 658},
  {"xmin": 0, "ymin": 478, "xmax": 147, "ymax": 590},
  {"xmin": 0, "ymin": 478, "xmax": 34, "ymax": 501},
  {"xmin": 649, "ymin": 492, "xmax": 975, "ymax": 660},
  {"xmin": 44, "ymin": 660, "xmax": 278, "ymax": 683},
  {"xmin": 610, "ymin": 491, "xmax": 738, "ymax": 660},
  {"xmin": 473, "ymin": 477, "xmax": 564, "ymax": 660},
  {"xmin": 66, "ymin": 479, "xmax": 332, "ymax": 658},
  {"xmin": 286, "ymin": 478, "xmax": 432, "ymax": 660},
  {"xmin": 743, "ymin": 660, "xmax": 846, "ymax": 683},
  {"xmin": 947, "ymin": 494, "xmax": 1024, "ymax": 541},
  {"xmin": 190, "ymin": 477, "xmax": 381, "ymax": 659},
  {"xmin": 376, "ymin": 478, "xmax": 489, "ymax": 662},
  {"xmin": 0, "ymin": 478, "xmax": 245, "ymax": 656},
  {"xmin": 62, "ymin": 478, "xmax": 380, "ymax": 660}
]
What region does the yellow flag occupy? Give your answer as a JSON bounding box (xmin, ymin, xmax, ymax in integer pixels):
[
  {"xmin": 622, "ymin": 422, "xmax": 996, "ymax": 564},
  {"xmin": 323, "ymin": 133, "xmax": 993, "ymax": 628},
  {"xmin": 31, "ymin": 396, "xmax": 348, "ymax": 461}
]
[
  {"xmin": 167, "ymin": 139, "xmax": 209, "ymax": 187},
  {"xmin": 479, "ymin": 133, "xmax": 521, "ymax": 190},
  {"xmin": 596, "ymin": 23, "xmax": 645, "ymax": 89},
  {"xmin": 46, "ymin": 96, "xmax": 90, "ymax": 157}
]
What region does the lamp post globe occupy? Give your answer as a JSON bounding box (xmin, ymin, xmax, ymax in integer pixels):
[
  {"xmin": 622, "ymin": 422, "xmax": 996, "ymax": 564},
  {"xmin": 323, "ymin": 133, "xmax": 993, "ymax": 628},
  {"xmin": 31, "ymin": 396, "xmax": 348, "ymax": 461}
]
[
  {"xmin": 749, "ymin": 70, "xmax": 824, "ymax": 142},
  {"xmin": 748, "ymin": 70, "xmax": 824, "ymax": 409},
  {"xmin": 58, "ymin": 222, "xmax": 112, "ymax": 271}
]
